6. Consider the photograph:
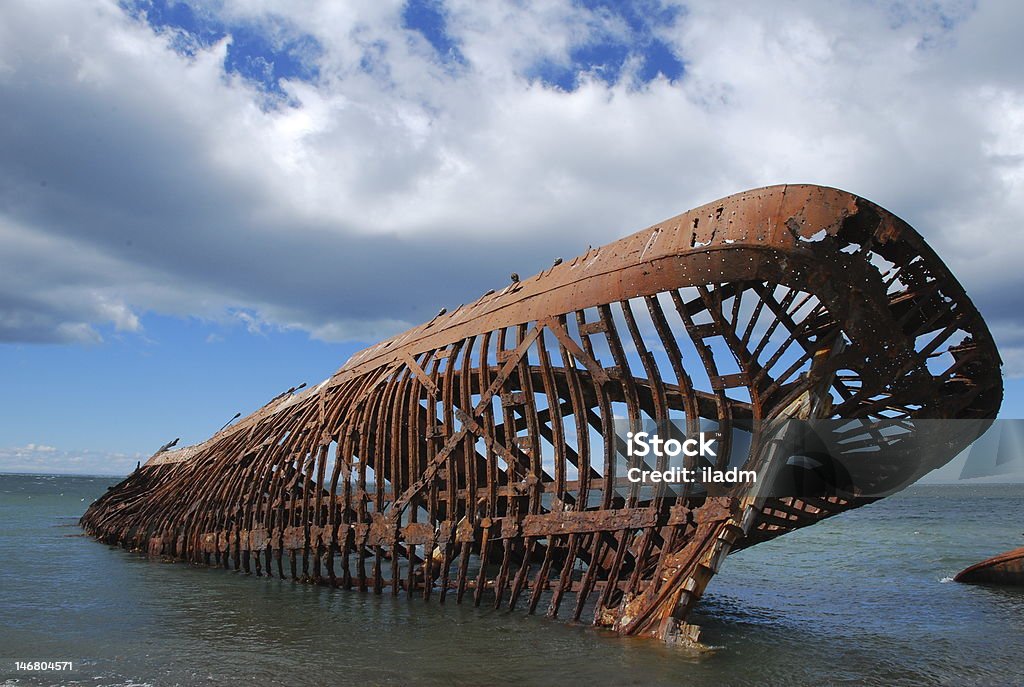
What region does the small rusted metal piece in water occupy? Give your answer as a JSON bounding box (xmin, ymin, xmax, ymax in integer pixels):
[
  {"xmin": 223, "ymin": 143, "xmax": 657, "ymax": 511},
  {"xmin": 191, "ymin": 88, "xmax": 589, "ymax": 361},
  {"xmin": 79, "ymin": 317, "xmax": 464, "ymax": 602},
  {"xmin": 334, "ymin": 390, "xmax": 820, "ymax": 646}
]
[{"xmin": 955, "ymin": 547, "xmax": 1024, "ymax": 585}]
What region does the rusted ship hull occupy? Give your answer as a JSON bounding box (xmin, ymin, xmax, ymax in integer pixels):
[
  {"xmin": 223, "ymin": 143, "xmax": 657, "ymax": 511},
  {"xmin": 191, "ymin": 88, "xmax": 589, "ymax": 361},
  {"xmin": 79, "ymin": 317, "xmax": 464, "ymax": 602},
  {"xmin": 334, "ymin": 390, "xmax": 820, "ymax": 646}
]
[
  {"xmin": 81, "ymin": 185, "xmax": 1001, "ymax": 645},
  {"xmin": 955, "ymin": 547, "xmax": 1024, "ymax": 585}
]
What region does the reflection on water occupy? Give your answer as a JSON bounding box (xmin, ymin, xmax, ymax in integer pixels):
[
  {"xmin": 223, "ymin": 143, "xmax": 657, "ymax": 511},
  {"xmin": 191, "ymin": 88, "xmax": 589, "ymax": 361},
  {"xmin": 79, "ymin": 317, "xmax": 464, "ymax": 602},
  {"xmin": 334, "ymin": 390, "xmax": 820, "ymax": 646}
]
[{"xmin": 1, "ymin": 475, "xmax": 1022, "ymax": 686}]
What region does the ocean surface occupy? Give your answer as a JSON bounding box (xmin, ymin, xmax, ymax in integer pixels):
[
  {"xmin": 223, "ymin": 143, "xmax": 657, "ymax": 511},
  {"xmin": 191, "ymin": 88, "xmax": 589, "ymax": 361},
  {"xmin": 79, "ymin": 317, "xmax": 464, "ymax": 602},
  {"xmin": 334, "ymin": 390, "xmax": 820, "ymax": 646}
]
[{"xmin": 0, "ymin": 474, "xmax": 1021, "ymax": 686}]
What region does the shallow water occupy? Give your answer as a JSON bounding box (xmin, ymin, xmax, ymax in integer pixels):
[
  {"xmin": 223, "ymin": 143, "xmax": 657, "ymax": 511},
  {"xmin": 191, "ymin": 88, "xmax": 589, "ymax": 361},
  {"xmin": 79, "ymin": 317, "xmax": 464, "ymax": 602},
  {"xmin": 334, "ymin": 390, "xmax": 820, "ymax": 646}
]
[{"xmin": 1, "ymin": 474, "xmax": 1021, "ymax": 686}]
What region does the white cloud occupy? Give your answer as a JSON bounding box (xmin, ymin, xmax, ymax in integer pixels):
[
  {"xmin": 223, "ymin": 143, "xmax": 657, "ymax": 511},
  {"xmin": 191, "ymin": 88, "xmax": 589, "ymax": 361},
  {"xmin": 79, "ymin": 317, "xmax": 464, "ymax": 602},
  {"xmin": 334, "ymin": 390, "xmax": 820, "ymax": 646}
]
[
  {"xmin": 0, "ymin": 0, "xmax": 1022, "ymax": 374},
  {"xmin": 0, "ymin": 443, "xmax": 142, "ymax": 475}
]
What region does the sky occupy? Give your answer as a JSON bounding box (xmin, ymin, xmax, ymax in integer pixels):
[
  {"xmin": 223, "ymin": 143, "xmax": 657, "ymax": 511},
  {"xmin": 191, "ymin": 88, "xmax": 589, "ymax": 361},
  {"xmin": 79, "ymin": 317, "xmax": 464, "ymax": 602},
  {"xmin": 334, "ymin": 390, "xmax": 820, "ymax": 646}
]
[{"xmin": 1, "ymin": 0, "xmax": 1022, "ymax": 476}]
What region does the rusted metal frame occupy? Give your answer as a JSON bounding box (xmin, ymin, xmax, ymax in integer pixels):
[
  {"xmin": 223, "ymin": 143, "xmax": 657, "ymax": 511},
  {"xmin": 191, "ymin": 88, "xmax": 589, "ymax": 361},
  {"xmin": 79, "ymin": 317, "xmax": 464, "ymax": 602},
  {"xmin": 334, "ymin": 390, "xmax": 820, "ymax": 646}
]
[
  {"xmin": 750, "ymin": 299, "xmax": 830, "ymax": 392},
  {"xmin": 351, "ymin": 361, "xmax": 404, "ymax": 412},
  {"xmin": 333, "ymin": 391, "xmax": 369, "ymax": 590},
  {"xmin": 599, "ymin": 303, "xmax": 644, "ymax": 510},
  {"xmin": 490, "ymin": 376, "xmax": 596, "ymax": 495},
  {"xmin": 98, "ymin": 467, "xmax": 161, "ymax": 535},
  {"xmin": 643, "ymin": 294, "xmax": 702, "ymax": 487},
  {"xmin": 173, "ymin": 450, "xmax": 225, "ymax": 565},
  {"xmin": 517, "ymin": 323, "xmax": 546, "ymax": 518},
  {"xmin": 536, "ymin": 328, "xmax": 569, "ymax": 511},
  {"xmin": 290, "ymin": 403, "xmax": 329, "ymax": 579},
  {"xmin": 506, "ymin": 324, "xmax": 542, "ymax": 613},
  {"xmin": 747, "ymin": 284, "xmax": 802, "ymax": 363},
  {"xmin": 167, "ymin": 448, "xmax": 230, "ymax": 552},
  {"xmin": 474, "ymin": 333, "xmax": 498, "ymax": 518},
  {"xmin": 354, "ymin": 377, "xmax": 383, "ymax": 592},
  {"xmin": 746, "ymin": 285, "xmax": 833, "ymax": 404},
  {"xmin": 129, "ymin": 468, "xmax": 180, "ymax": 556},
  {"xmin": 527, "ymin": 531, "xmax": 558, "ymax": 615},
  {"xmin": 388, "ymin": 368, "xmax": 416, "ymax": 594},
  {"xmin": 530, "ymin": 403, "xmax": 596, "ymax": 495},
  {"xmin": 578, "ymin": 404, "xmax": 675, "ymax": 500},
  {"xmin": 623, "ymin": 526, "xmax": 657, "ymax": 605},
  {"xmin": 323, "ymin": 378, "xmax": 366, "ymax": 587},
  {"xmin": 310, "ymin": 383, "xmax": 354, "ymax": 584},
  {"xmin": 902, "ymin": 296, "xmax": 957, "ymax": 347},
  {"xmin": 399, "ymin": 350, "xmax": 440, "ymax": 397},
  {"xmin": 499, "ymin": 323, "xmax": 548, "ymax": 614},
  {"xmin": 669, "ymin": 288, "xmax": 734, "ymax": 472},
  {"xmin": 389, "ymin": 322, "xmax": 546, "ymax": 520},
  {"xmin": 98, "ymin": 464, "xmax": 177, "ymax": 550},
  {"xmin": 369, "ymin": 376, "xmax": 394, "ymax": 592},
  {"xmin": 81, "ymin": 185, "xmax": 1005, "ymax": 646},
  {"xmin": 208, "ymin": 434, "xmax": 260, "ymax": 567},
  {"xmin": 280, "ymin": 410, "xmax": 322, "ymax": 580},
  {"xmin": 492, "ymin": 536, "xmax": 515, "ymax": 609},
  {"xmin": 438, "ymin": 339, "xmax": 467, "ymax": 603},
  {"xmin": 575, "ymin": 308, "xmax": 600, "ymax": 361},
  {"xmin": 398, "ymin": 362, "xmax": 429, "ymax": 593},
  {"xmin": 853, "ymin": 390, "xmax": 920, "ymax": 423},
  {"xmin": 403, "ymin": 349, "xmax": 433, "ymax": 598},
  {"xmin": 385, "ymin": 323, "xmax": 544, "ymax": 536},
  {"xmin": 593, "ymin": 525, "xmax": 635, "ymax": 625},
  {"xmin": 545, "ymin": 317, "xmax": 611, "ymax": 386},
  {"xmin": 618, "ymin": 512, "xmax": 730, "ymax": 637},
  {"xmin": 554, "ymin": 313, "xmax": 594, "ymax": 510},
  {"xmin": 323, "ymin": 364, "xmax": 394, "ymax": 581},
  {"xmin": 243, "ymin": 414, "xmax": 301, "ymax": 575},
  {"xmin": 283, "ymin": 446, "xmax": 311, "ymax": 579},
  {"xmin": 916, "ymin": 315, "xmax": 968, "ymax": 362},
  {"xmin": 890, "ymin": 281, "xmax": 942, "ymax": 329},
  {"xmin": 757, "ymin": 334, "xmax": 835, "ymax": 405},
  {"xmin": 455, "ymin": 335, "xmax": 482, "ymax": 604},
  {"xmin": 620, "ymin": 298, "xmax": 671, "ymax": 504},
  {"xmin": 506, "ymin": 528, "xmax": 536, "ymax": 611},
  {"xmin": 578, "ymin": 312, "xmax": 617, "ymax": 511},
  {"xmin": 241, "ymin": 423, "xmax": 298, "ymax": 577},
  {"xmin": 696, "ymin": 283, "xmax": 762, "ymax": 402},
  {"xmin": 570, "ymin": 530, "xmax": 608, "ymax": 621},
  {"xmin": 161, "ymin": 432, "xmax": 249, "ymax": 564},
  {"xmin": 546, "ymin": 527, "xmax": 581, "ymax": 619},
  {"xmin": 215, "ymin": 436, "xmax": 267, "ymax": 572},
  {"xmin": 373, "ymin": 365, "xmax": 409, "ymax": 593},
  {"xmin": 644, "ymin": 521, "xmax": 682, "ymax": 608},
  {"xmin": 693, "ymin": 284, "xmax": 772, "ymax": 514},
  {"xmin": 422, "ymin": 348, "xmax": 447, "ymax": 600},
  {"xmin": 261, "ymin": 413, "xmax": 311, "ymax": 578},
  {"xmin": 299, "ymin": 435, "xmax": 326, "ymax": 580},
  {"xmin": 729, "ymin": 281, "xmax": 745, "ymax": 337},
  {"xmin": 567, "ymin": 309, "xmax": 621, "ymax": 621},
  {"xmin": 473, "ymin": 333, "xmax": 499, "ymax": 607},
  {"xmin": 488, "ymin": 326, "xmax": 517, "ymax": 609},
  {"xmin": 738, "ymin": 286, "xmax": 769, "ymax": 351},
  {"xmin": 521, "ymin": 321, "xmax": 564, "ymax": 614},
  {"xmin": 164, "ymin": 452, "xmax": 218, "ymax": 562},
  {"xmin": 128, "ymin": 441, "xmax": 217, "ymax": 555},
  {"xmin": 492, "ymin": 326, "xmax": 516, "ymax": 479},
  {"xmin": 617, "ymin": 300, "xmax": 671, "ymax": 606}
]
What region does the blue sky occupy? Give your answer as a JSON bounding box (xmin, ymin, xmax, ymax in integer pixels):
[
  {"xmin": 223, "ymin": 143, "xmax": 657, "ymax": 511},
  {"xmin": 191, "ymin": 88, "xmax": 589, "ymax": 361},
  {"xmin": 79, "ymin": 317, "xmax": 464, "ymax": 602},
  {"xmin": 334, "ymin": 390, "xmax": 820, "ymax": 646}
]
[{"xmin": 1, "ymin": 0, "xmax": 1023, "ymax": 475}]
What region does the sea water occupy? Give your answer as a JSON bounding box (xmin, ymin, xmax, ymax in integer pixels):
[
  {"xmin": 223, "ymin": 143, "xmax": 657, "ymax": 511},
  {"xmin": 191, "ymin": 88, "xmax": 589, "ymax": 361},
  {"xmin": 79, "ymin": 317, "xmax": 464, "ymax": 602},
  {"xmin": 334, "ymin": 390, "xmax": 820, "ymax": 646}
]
[{"xmin": 1, "ymin": 474, "xmax": 1021, "ymax": 686}]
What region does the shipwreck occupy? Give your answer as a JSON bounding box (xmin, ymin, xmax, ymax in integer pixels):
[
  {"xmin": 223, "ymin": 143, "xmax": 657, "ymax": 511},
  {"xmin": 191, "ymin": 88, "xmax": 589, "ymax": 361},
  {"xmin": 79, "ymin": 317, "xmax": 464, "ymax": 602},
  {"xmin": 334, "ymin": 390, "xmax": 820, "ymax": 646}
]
[{"xmin": 82, "ymin": 184, "xmax": 1002, "ymax": 645}]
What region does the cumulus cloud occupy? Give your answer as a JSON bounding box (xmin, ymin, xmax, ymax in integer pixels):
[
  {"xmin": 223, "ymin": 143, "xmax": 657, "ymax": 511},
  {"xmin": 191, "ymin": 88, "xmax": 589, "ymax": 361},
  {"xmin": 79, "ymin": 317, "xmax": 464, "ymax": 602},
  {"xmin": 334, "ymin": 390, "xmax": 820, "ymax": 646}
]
[{"xmin": 0, "ymin": 0, "xmax": 1022, "ymax": 373}]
